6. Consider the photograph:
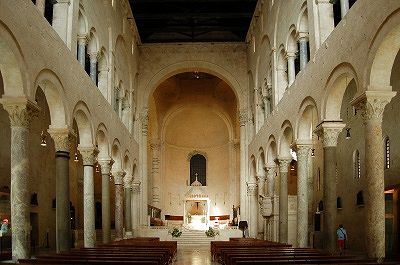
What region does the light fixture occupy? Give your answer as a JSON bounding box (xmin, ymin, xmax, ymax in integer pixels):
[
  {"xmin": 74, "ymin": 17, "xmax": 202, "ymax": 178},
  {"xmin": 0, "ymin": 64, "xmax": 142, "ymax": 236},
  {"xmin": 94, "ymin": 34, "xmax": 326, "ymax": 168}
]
[
  {"xmin": 345, "ymin": 128, "xmax": 351, "ymax": 140},
  {"xmin": 95, "ymin": 163, "xmax": 100, "ymax": 173},
  {"xmin": 40, "ymin": 131, "xmax": 47, "ymax": 147},
  {"xmin": 74, "ymin": 151, "xmax": 79, "ymax": 162},
  {"xmin": 311, "ymin": 149, "xmax": 315, "ymax": 157}
]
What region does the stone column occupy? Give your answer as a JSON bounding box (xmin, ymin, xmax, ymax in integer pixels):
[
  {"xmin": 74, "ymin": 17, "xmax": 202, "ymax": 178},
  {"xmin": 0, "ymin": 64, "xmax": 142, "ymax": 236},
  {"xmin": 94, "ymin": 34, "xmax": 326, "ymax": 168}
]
[
  {"xmin": 131, "ymin": 180, "xmax": 141, "ymax": 232},
  {"xmin": 239, "ymin": 110, "xmax": 248, "ymax": 221},
  {"xmin": 315, "ymin": 122, "xmax": 345, "ymax": 253},
  {"xmin": 52, "ymin": 0, "xmax": 70, "ymax": 43},
  {"xmin": 124, "ymin": 178, "xmax": 132, "ymax": 237},
  {"xmin": 1, "ymin": 98, "xmax": 38, "ymax": 262},
  {"xmin": 247, "ymin": 183, "xmax": 258, "ymax": 238},
  {"xmin": 316, "ymin": 0, "xmax": 335, "ymax": 45},
  {"xmin": 78, "ymin": 146, "xmax": 97, "ymax": 248},
  {"xmin": 266, "ymin": 165, "xmax": 276, "ymax": 196},
  {"xmin": 114, "ymin": 171, "xmax": 125, "ymax": 240},
  {"xmin": 277, "ymin": 157, "xmax": 291, "ymax": 243},
  {"xmin": 150, "ymin": 141, "xmax": 161, "ymax": 208},
  {"xmin": 35, "ymin": 0, "xmax": 45, "ymax": 15},
  {"xmin": 295, "ymin": 143, "xmax": 311, "ymax": 248},
  {"xmin": 352, "ymin": 91, "xmax": 395, "ymax": 261},
  {"xmin": 89, "ymin": 52, "xmax": 98, "ymax": 84},
  {"xmin": 77, "ymin": 35, "xmax": 87, "ymax": 67},
  {"xmin": 98, "ymin": 158, "xmax": 113, "ymax": 244},
  {"xmin": 298, "ymin": 34, "xmax": 309, "ymax": 71},
  {"xmin": 140, "ymin": 109, "xmax": 149, "ymax": 225},
  {"xmin": 48, "ymin": 128, "xmax": 72, "ymax": 252},
  {"xmin": 340, "ymin": 0, "xmax": 350, "ymax": 19},
  {"xmin": 286, "ymin": 52, "xmax": 296, "ymax": 87}
]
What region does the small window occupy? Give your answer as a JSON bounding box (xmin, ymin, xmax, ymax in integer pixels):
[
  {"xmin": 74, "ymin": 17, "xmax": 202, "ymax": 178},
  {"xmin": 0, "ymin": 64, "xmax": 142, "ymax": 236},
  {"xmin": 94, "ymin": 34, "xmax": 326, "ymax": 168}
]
[
  {"xmin": 190, "ymin": 154, "xmax": 206, "ymax": 186},
  {"xmin": 385, "ymin": 138, "xmax": 390, "ymax": 169},
  {"xmin": 354, "ymin": 150, "xmax": 361, "ymax": 179},
  {"xmin": 318, "ymin": 200, "xmax": 324, "ymax": 212},
  {"xmin": 356, "ymin": 191, "xmax": 364, "ymax": 206},
  {"xmin": 337, "ymin": 197, "xmax": 342, "ymax": 209}
]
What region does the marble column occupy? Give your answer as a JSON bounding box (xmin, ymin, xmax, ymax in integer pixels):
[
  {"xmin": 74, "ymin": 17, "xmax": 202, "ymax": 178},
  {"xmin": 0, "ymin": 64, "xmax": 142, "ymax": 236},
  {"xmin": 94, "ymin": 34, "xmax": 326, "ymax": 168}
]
[
  {"xmin": 295, "ymin": 143, "xmax": 311, "ymax": 248},
  {"xmin": 89, "ymin": 52, "xmax": 98, "ymax": 84},
  {"xmin": 340, "ymin": 0, "xmax": 350, "ymax": 19},
  {"xmin": 247, "ymin": 183, "xmax": 258, "ymax": 238},
  {"xmin": 114, "ymin": 171, "xmax": 125, "ymax": 240},
  {"xmin": 77, "ymin": 35, "xmax": 87, "ymax": 67},
  {"xmin": 352, "ymin": 91, "xmax": 395, "ymax": 261},
  {"xmin": 150, "ymin": 141, "xmax": 161, "ymax": 208},
  {"xmin": 239, "ymin": 110, "xmax": 248, "ymax": 221},
  {"xmin": 278, "ymin": 157, "xmax": 291, "ymax": 243},
  {"xmin": 140, "ymin": 109, "xmax": 149, "ymax": 225},
  {"xmin": 98, "ymin": 158, "xmax": 113, "ymax": 244},
  {"xmin": 266, "ymin": 165, "xmax": 276, "ymax": 196},
  {"xmin": 48, "ymin": 128, "xmax": 72, "ymax": 252},
  {"xmin": 78, "ymin": 146, "xmax": 97, "ymax": 248},
  {"xmin": 298, "ymin": 35, "xmax": 309, "ymax": 71},
  {"xmin": 315, "ymin": 122, "xmax": 345, "ymax": 253},
  {"xmin": 52, "ymin": 0, "xmax": 70, "ymax": 43},
  {"xmin": 1, "ymin": 99, "xmax": 38, "ymax": 262},
  {"xmin": 124, "ymin": 179, "xmax": 132, "ymax": 236},
  {"xmin": 316, "ymin": 0, "xmax": 335, "ymax": 45},
  {"xmin": 131, "ymin": 180, "xmax": 141, "ymax": 232},
  {"xmin": 286, "ymin": 52, "xmax": 296, "ymax": 87}
]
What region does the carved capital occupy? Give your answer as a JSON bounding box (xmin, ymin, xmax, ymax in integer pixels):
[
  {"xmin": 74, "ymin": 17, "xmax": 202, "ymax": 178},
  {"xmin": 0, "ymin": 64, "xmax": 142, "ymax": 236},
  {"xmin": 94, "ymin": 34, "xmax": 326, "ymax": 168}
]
[
  {"xmin": 114, "ymin": 171, "xmax": 126, "ymax": 185},
  {"xmin": 247, "ymin": 182, "xmax": 258, "ymax": 196},
  {"xmin": 239, "ymin": 110, "xmax": 248, "ymax": 126},
  {"xmin": 78, "ymin": 146, "xmax": 98, "ymax": 166},
  {"xmin": 0, "ymin": 98, "xmax": 39, "ymax": 128},
  {"xmin": 132, "ymin": 180, "xmax": 141, "ymax": 193},
  {"xmin": 88, "ymin": 52, "xmax": 99, "ymax": 62},
  {"xmin": 48, "ymin": 128, "xmax": 73, "ymax": 152},
  {"xmin": 77, "ymin": 35, "xmax": 88, "ymax": 45},
  {"xmin": 296, "ymin": 144, "xmax": 311, "ymax": 161},
  {"xmin": 124, "ymin": 176, "xmax": 133, "ymax": 189},
  {"xmin": 314, "ymin": 121, "xmax": 345, "ymax": 147},
  {"xmin": 352, "ymin": 91, "xmax": 396, "ymax": 123},
  {"xmin": 98, "ymin": 158, "xmax": 114, "ymax": 175},
  {"xmin": 277, "ymin": 157, "xmax": 292, "ymax": 173}
]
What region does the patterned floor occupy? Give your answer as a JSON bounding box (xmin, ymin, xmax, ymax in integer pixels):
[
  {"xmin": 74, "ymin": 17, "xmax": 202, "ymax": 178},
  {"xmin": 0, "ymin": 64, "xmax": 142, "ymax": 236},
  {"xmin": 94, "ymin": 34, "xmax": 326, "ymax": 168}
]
[{"xmin": 172, "ymin": 245, "xmax": 219, "ymax": 265}]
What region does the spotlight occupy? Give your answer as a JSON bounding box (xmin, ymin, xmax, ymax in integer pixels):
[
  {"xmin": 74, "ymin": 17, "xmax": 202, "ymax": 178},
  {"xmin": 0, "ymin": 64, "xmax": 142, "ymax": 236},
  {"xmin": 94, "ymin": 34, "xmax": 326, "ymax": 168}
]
[{"xmin": 40, "ymin": 131, "xmax": 47, "ymax": 147}]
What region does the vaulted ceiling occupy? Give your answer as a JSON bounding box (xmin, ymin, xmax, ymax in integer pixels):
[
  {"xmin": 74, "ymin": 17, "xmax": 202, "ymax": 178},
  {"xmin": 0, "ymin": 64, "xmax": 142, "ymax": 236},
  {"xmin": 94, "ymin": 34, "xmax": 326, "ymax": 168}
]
[{"xmin": 129, "ymin": 0, "xmax": 258, "ymax": 43}]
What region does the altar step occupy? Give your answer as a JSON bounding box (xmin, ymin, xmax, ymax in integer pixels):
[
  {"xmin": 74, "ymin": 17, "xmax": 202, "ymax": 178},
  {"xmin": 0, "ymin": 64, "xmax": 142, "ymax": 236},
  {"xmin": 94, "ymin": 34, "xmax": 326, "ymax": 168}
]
[{"xmin": 175, "ymin": 230, "xmax": 215, "ymax": 246}]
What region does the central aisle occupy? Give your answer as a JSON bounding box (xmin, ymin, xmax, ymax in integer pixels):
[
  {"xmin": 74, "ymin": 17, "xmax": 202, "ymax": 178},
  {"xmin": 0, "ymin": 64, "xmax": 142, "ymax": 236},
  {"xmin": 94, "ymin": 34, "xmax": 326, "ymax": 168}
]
[{"xmin": 172, "ymin": 245, "xmax": 219, "ymax": 265}]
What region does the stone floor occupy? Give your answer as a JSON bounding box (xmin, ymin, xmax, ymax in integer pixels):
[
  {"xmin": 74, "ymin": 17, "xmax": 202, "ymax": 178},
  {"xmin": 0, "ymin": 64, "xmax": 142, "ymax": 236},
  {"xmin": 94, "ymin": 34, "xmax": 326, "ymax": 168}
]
[{"xmin": 172, "ymin": 245, "xmax": 219, "ymax": 265}]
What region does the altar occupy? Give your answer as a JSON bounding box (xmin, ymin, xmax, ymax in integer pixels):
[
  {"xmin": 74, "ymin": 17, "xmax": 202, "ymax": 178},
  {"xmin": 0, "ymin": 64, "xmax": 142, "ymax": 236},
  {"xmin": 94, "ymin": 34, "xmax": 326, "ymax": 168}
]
[{"xmin": 183, "ymin": 178, "xmax": 210, "ymax": 230}]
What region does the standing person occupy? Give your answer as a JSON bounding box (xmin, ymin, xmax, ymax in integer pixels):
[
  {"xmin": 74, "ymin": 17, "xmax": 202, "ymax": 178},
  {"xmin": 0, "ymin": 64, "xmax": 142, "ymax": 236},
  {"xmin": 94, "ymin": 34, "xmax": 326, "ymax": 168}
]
[{"xmin": 336, "ymin": 224, "xmax": 347, "ymax": 255}]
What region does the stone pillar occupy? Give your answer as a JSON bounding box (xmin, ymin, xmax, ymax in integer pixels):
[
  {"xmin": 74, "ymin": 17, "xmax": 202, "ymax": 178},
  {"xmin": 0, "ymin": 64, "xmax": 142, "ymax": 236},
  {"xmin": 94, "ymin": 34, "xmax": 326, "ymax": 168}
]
[
  {"xmin": 35, "ymin": 0, "xmax": 45, "ymax": 15},
  {"xmin": 298, "ymin": 34, "xmax": 309, "ymax": 71},
  {"xmin": 266, "ymin": 165, "xmax": 276, "ymax": 196},
  {"xmin": 114, "ymin": 171, "xmax": 125, "ymax": 240},
  {"xmin": 340, "ymin": 0, "xmax": 350, "ymax": 19},
  {"xmin": 295, "ymin": 143, "xmax": 311, "ymax": 248},
  {"xmin": 247, "ymin": 183, "xmax": 258, "ymax": 238},
  {"xmin": 315, "ymin": 122, "xmax": 345, "ymax": 253},
  {"xmin": 124, "ymin": 179, "xmax": 132, "ymax": 236},
  {"xmin": 48, "ymin": 128, "xmax": 72, "ymax": 252},
  {"xmin": 52, "ymin": 0, "xmax": 70, "ymax": 43},
  {"xmin": 98, "ymin": 158, "xmax": 113, "ymax": 244},
  {"xmin": 316, "ymin": 0, "xmax": 335, "ymax": 45},
  {"xmin": 352, "ymin": 91, "xmax": 395, "ymax": 261},
  {"xmin": 277, "ymin": 157, "xmax": 291, "ymax": 243},
  {"xmin": 131, "ymin": 180, "xmax": 141, "ymax": 231},
  {"xmin": 239, "ymin": 111, "xmax": 248, "ymax": 221},
  {"xmin": 1, "ymin": 98, "xmax": 38, "ymax": 262},
  {"xmin": 140, "ymin": 109, "xmax": 149, "ymax": 225},
  {"xmin": 77, "ymin": 35, "xmax": 87, "ymax": 67},
  {"xmin": 78, "ymin": 146, "xmax": 97, "ymax": 248},
  {"xmin": 286, "ymin": 52, "xmax": 296, "ymax": 87},
  {"xmin": 150, "ymin": 141, "xmax": 161, "ymax": 208},
  {"xmin": 89, "ymin": 52, "xmax": 98, "ymax": 84}
]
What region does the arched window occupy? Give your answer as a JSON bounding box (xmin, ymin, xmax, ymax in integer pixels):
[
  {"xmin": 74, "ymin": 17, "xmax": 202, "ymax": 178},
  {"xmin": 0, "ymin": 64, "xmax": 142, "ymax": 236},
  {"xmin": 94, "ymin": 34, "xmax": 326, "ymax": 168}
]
[
  {"xmin": 353, "ymin": 150, "xmax": 361, "ymax": 179},
  {"xmin": 190, "ymin": 154, "xmax": 206, "ymax": 186},
  {"xmin": 385, "ymin": 137, "xmax": 390, "ymax": 169}
]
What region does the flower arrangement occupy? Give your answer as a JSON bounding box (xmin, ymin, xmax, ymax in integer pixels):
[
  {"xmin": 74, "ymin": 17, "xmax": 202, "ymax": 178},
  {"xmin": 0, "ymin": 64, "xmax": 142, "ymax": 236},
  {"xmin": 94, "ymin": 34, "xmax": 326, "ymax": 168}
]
[
  {"xmin": 205, "ymin": 227, "xmax": 219, "ymax": 238},
  {"xmin": 169, "ymin": 227, "xmax": 182, "ymax": 238}
]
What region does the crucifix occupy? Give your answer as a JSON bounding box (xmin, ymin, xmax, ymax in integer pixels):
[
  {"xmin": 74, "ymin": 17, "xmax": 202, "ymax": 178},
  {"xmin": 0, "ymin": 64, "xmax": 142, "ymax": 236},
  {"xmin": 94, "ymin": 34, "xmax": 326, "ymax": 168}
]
[{"xmin": 195, "ymin": 172, "xmax": 198, "ymax": 180}]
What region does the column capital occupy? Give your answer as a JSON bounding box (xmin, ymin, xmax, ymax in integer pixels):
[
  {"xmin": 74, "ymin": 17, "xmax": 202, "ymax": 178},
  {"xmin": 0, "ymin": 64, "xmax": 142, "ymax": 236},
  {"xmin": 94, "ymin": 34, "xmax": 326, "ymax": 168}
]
[
  {"xmin": 88, "ymin": 52, "xmax": 99, "ymax": 62},
  {"xmin": 246, "ymin": 182, "xmax": 258, "ymax": 196},
  {"xmin": 47, "ymin": 127, "xmax": 73, "ymax": 152},
  {"xmin": 285, "ymin": 52, "xmax": 296, "ymax": 59},
  {"xmin": 77, "ymin": 34, "xmax": 88, "ymax": 45},
  {"xmin": 78, "ymin": 146, "xmax": 98, "ymax": 166},
  {"xmin": 276, "ymin": 157, "xmax": 292, "ymax": 173},
  {"xmin": 239, "ymin": 110, "xmax": 248, "ymax": 126},
  {"xmin": 0, "ymin": 97, "xmax": 39, "ymax": 127},
  {"xmin": 293, "ymin": 141, "xmax": 312, "ymax": 160},
  {"xmin": 124, "ymin": 177, "xmax": 133, "ymax": 189},
  {"xmin": 297, "ymin": 32, "xmax": 309, "ymax": 41},
  {"xmin": 98, "ymin": 158, "xmax": 114, "ymax": 174},
  {"xmin": 55, "ymin": 0, "xmax": 71, "ymax": 4},
  {"xmin": 314, "ymin": 121, "xmax": 345, "ymax": 147},
  {"xmin": 316, "ymin": 0, "xmax": 331, "ymax": 3},
  {"xmin": 351, "ymin": 91, "xmax": 396, "ymax": 123},
  {"xmin": 132, "ymin": 180, "xmax": 141, "ymax": 193},
  {"xmin": 113, "ymin": 171, "xmax": 126, "ymax": 185}
]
